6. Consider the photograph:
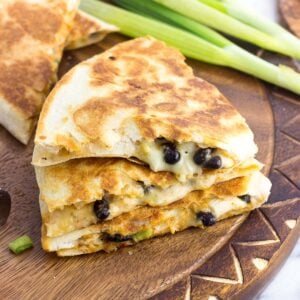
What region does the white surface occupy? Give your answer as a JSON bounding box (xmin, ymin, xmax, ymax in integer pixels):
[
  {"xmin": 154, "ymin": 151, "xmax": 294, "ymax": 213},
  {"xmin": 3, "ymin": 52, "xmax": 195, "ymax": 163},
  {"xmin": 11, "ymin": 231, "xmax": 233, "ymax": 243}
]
[
  {"xmin": 234, "ymin": 0, "xmax": 300, "ymax": 299},
  {"xmin": 238, "ymin": 0, "xmax": 279, "ymax": 21},
  {"xmin": 258, "ymin": 239, "xmax": 300, "ymax": 300}
]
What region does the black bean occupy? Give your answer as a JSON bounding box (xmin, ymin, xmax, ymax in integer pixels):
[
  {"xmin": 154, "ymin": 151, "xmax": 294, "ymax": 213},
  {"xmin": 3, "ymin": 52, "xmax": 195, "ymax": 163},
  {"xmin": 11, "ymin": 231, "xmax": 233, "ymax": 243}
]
[
  {"xmin": 94, "ymin": 196, "xmax": 110, "ymax": 221},
  {"xmin": 163, "ymin": 143, "xmax": 181, "ymax": 164},
  {"xmin": 103, "ymin": 233, "xmax": 133, "ymax": 242},
  {"xmin": 238, "ymin": 194, "xmax": 251, "ymax": 203},
  {"xmin": 193, "ymin": 148, "xmax": 213, "ymax": 165},
  {"xmin": 203, "ymin": 155, "xmax": 222, "ymax": 169},
  {"xmin": 137, "ymin": 181, "xmax": 154, "ymax": 194},
  {"xmin": 196, "ymin": 211, "xmax": 216, "ymax": 226}
]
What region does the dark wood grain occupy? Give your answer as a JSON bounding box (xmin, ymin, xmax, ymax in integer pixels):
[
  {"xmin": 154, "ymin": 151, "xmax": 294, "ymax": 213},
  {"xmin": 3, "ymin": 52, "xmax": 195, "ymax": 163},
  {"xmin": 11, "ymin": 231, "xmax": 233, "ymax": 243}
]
[
  {"xmin": 280, "ymin": 0, "xmax": 300, "ymax": 37},
  {"xmin": 0, "ymin": 32, "xmax": 299, "ymax": 300}
]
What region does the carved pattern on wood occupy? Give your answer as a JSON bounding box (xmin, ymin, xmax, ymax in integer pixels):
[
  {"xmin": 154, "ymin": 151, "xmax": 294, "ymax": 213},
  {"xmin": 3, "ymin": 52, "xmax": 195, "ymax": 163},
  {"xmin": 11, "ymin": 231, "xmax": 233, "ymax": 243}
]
[
  {"xmin": 152, "ymin": 199, "xmax": 299, "ymax": 300},
  {"xmin": 151, "ymin": 56, "xmax": 300, "ymax": 299},
  {"xmin": 280, "ymin": 0, "xmax": 300, "ymax": 37}
]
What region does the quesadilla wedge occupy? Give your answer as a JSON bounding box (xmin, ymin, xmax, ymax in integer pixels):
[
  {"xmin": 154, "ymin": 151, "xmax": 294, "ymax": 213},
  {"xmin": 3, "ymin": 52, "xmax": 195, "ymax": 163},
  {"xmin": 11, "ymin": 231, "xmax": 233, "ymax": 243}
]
[
  {"xmin": 40, "ymin": 172, "xmax": 271, "ymax": 256},
  {"xmin": 65, "ymin": 10, "xmax": 118, "ymax": 50},
  {"xmin": 33, "ymin": 37, "xmax": 257, "ymax": 182},
  {"xmin": 0, "ymin": 0, "xmax": 80, "ymax": 144},
  {"xmin": 36, "ymin": 157, "xmax": 262, "ymax": 237}
]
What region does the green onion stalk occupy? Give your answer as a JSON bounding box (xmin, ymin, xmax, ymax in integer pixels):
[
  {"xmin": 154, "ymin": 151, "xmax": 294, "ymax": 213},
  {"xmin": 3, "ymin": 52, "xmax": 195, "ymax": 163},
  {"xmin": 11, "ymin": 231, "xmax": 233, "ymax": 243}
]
[
  {"xmin": 80, "ymin": 0, "xmax": 300, "ymax": 95},
  {"xmin": 198, "ymin": 0, "xmax": 300, "ymax": 59},
  {"xmin": 155, "ymin": 0, "xmax": 300, "ymax": 60},
  {"xmin": 9, "ymin": 235, "xmax": 34, "ymax": 254}
]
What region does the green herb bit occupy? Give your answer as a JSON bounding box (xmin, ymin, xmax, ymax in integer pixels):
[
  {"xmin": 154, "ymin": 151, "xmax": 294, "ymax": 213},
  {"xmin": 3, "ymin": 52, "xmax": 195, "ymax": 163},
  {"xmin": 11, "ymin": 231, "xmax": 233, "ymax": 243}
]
[
  {"xmin": 133, "ymin": 229, "xmax": 153, "ymax": 242},
  {"xmin": 9, "ymin": 235, "xmax": 34, "ymax": 254}
]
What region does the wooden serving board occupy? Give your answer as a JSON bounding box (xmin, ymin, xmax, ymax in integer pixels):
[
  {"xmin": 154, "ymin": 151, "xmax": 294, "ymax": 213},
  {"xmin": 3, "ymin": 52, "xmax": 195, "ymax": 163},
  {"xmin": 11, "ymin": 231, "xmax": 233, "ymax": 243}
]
[
  {"xmin": 0, "ymin": 32, "xmax": 299, "ymax": 299},
  {"xmin": 280, "ymin": 0, "xmax": 300, "ymax": 37}
]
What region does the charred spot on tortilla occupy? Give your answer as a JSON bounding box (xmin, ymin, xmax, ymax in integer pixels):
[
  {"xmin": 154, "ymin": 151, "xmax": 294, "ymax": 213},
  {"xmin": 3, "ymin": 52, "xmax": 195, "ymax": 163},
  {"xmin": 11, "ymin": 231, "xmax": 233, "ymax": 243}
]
[{"xmin": 8, "ymin": 2, "xmax": 62, "ymax": 43}]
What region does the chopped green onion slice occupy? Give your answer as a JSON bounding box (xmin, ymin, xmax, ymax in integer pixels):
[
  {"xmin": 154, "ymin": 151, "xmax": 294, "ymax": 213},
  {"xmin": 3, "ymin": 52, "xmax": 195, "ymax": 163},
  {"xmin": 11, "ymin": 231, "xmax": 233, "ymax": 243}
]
[
  {"xmin": 9, "ymin": 235, "xmax": 33, "ymax": 254},
  {"xmin": 133, "ymin": 229, "xmax": 153, "ymax": 242}
]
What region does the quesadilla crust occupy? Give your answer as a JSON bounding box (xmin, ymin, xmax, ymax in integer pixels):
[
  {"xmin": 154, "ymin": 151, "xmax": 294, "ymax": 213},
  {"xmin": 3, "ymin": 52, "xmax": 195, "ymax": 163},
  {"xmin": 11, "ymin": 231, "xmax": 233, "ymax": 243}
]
[
  {"xmin": 8, "ymin": 1, "xmax": 63, "ymax": 44},
  {"xmin": 72, "ymin": 10, "xmax": 99, "ymax": 36},
  {"xmin": 210, "ymin": 176, "xmax": 251, "ymax": 197},
  {"xmin": 0, "ymin": 0, "xmax": 80, "ymax": 144},
  {"xmin": 37, "ymin": 157, "xmax": 262, "ymax": 237},
  {"xmin": 75, "ymin": 51, "xmax": 249, "ymax": 143},
  {"xmin": 0, "ymin": 57, "xmax": 53, "ymax": 117},
  {"xmin": 36, "ymin": 157, "xmax": 261, "ymax": 212},
  {"xmin": 42, "ymin": 172, "xmax": 271, "ymax": 255},
  {"xmin": 0, "ymin": 18, "xmax": 24, "ymax": 53},
  {"xmin": 34, "ymin": 37, "xmax": 256, "ymax": 165},
  {"xmin": 65, "ymin": 10, "xmax": 118, "ymax": 50}
]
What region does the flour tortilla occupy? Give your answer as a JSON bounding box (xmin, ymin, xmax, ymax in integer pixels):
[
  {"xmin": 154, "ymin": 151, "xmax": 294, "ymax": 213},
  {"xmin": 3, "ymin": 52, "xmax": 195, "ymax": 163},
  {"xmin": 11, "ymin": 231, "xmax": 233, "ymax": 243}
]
[
  {"xmin": 0, "ymin": 2, "xmax": 117, "ymax": 144},
  {"xmin": 35, "ymin": 157, "xmax": 262, "ymax": 238},
  {"xmin": 0, "ymin": 0, "xmax": 80, "ymax": 144},
  {"xmin": 40, "ymin": 172, "xmax": 271, "ymax": 256},
  {"xmin": 33, "ymin": 37, "xmax": 257, "ymax": 181},
  {"xmin": 65, "ymin": 10, "xmax": 118, "ymax": 50}
]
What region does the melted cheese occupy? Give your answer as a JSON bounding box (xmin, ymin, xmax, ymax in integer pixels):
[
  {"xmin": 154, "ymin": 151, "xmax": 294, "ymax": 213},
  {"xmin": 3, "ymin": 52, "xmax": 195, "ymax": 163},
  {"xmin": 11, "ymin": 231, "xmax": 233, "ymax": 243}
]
[
  {"xmin": 137, "ymin": 141, "xmax": 234, "ymax": 181},
  {"xmin": 44, "ymin": 180, "xmax": 196, "ymax": 237},
  {"xmin": 50, "ymin": 187, "xmax": 269, "ymax": 255},
  {"xmin": 44, "ymin": 172, "xmax": 271, "ymax": 240}
]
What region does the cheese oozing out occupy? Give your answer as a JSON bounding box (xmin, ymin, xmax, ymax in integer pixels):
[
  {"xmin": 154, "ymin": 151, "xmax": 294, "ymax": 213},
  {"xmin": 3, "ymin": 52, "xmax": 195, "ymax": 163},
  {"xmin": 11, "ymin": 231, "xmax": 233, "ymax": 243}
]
[
  {"xmin": 136, "ymin": 140, "xmax": 235, "ymax": 181},
  {"xmin": 45, "ymin": 174, "xmax": 271, "ymax": 255},
  {"xmin": 42, "ymin": 172, "xmax": 271, "ymax": 240},
  {"xmin": 43, "ymin": 180, "xmax": 196, "ymax": 237}
]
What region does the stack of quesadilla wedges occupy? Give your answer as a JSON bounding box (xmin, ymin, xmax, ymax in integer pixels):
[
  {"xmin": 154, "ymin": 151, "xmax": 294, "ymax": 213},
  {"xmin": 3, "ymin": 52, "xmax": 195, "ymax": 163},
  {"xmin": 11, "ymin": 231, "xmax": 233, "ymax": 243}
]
[
  {"xmin": 32, "ymin": 37, "xmax": 271, "ymax": 256},
  {"xmin": 0, "ymin": 0, "xmax": 118, "ymax": 144}
]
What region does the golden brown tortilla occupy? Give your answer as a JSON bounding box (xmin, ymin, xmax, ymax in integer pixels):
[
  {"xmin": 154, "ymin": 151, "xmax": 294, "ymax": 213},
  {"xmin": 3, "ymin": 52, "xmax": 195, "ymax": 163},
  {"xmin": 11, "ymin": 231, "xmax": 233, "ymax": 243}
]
[
  {"xmin": 36, "ymin": 156, "xmax": 261, "ymax": 237},
  {"xmin": 65, "ymin": 10, "xmax": 118, "ymax": 50},
  {"xmin": 0, "ymin": 0, "xmax": 80, "ymax": 144},
  {"xmin": 41, "ymin": 172, "xmax": 271, "ymax": 255},
  {"xmin": 33, "ymin": 37, "xmax": 257, "ymax": 176},
  {"xmin": 0, "ymin": 2, "xmax": 117, "ymax": 144}
]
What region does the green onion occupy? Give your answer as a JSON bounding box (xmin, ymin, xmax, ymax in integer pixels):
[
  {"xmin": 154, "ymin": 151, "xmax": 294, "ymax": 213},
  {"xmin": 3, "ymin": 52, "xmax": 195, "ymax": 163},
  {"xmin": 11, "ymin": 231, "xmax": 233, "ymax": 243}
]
[
  {"xmin": 133, "ymin": 229, "xmax": 153, "ymax": 242},
  {"xmin": 81, "ymin": 0, "xmax": 229, "ymax": 65},
  {"xmin": 80, "ymin": 0, "xmax": 300, "ymax": 95},
  {"xmin": 9, "ymin": 235, "xmax": 33, "ymax": 254},
  {"xmin": 155, "ymin": 0, "xmax": 300, "ymax": 59},
  {"xmin": 114, "ymin": 0, "xmax": 230, "ymax": 48},
  {"xmin": 199, "ymin": 0, "xmax": 300, "ymax": 39}
]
